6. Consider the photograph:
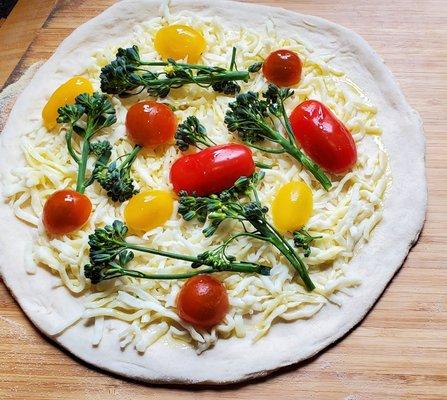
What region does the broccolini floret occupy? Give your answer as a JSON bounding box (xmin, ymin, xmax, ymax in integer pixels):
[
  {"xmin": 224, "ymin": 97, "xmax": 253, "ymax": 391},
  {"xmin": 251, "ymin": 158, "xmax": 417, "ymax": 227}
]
[
  {"xmin": 100, "ymin": 45, "xmax": 260, "ymax": 98},
  {"xmin": 224, "ymin": 84, "xmax": 332, "ymax": 190},
  {"xmin": 57, "ymin": 92, "xmax": 116, "ymax": 193},
  {"xmin": 91, "ymin": 141, "xmax": 141, "ymax": 202},
  {"xmin": 178, "ymin": 172, "xmax": 316, "ymax": 291}
]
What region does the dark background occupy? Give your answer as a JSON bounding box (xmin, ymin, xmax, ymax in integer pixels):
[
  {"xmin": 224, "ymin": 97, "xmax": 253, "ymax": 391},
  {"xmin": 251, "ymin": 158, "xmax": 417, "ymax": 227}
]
[{"xmin": 0, "ymin": 0, "xmax": 18, "ymax": 18}]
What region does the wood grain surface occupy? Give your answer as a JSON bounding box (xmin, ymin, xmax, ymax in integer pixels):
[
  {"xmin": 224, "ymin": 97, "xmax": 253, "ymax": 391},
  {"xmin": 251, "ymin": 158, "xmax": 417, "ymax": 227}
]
[
  {"xmin": 0, "ymin": 1, "xmax": 446, "ymax": 399},
  {"xmin": 0, "ymin": 0, "xmax": 57, "ymax": 87}
]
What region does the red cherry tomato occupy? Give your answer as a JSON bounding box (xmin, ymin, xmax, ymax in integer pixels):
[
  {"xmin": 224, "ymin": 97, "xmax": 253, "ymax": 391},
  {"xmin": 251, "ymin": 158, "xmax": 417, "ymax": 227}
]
[
  {"xmin": 289, "ymin": 100, "xmax": 357, "ymax": 174},
  {"xmin": 126, "ymin": 101, "xmax": 177, "ymax": 147},
  {"xmin": 262, "ymin": 49, "xmax": 302, "ymax": 87},
  {"xmin": 170, "ymin": 144, "xmax": 255, "ymax": 196},
  {"xmin": 177, "ymin": 275, "xmax": 229, "ymax": 329},
  {"xmin": 42, "ymin": 189, "xmax": 92, "ymax": 234}
]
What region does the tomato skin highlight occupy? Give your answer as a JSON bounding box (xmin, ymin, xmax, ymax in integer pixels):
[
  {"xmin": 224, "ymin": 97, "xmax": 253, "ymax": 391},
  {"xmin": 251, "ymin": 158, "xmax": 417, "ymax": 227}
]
[
  {"xmin": 170, "ymin": 144, "xmax": 255, "ymax": 196},
  {"xmin": 289, "ymin": 100, "xmax": 357, "ymax": 174},
  {"xmin": 177, "ymin": 275, "xmax": 229, "ymax": 329},
  {"xmin": 42, "ymin": 190, "xmax": 92, "ymax": 235},
  {"xmin": 262, "ymin": 49, "xmax": 302, "ymax": 87},
  {"xmin": 126, "ymin": 101, "xmax": 177, "ymax": 147}
]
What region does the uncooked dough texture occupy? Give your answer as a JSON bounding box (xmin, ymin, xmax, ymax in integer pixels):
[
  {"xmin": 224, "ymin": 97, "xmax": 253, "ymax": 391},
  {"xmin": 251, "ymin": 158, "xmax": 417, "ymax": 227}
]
[{"xmin": 0, "ymin": 0, "xmax": 426, "ymax": 384}]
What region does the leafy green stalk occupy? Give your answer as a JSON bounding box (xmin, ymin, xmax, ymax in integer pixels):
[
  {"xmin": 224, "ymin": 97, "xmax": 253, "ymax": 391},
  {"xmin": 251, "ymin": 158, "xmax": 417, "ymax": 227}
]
[
  {"xmin": 84, "ymin": 220, "xmax": 271, "ymax": 284},
  {"xmin": 100, "ymin": 45, "xmax": 260, "ymax": 98},
  {"xmin": 178, "ymin": 172, "xmax": 315, "ymax": 291},
  {"xmin": 90, "ymin": 141, "xmax": 141, "ymax": 202},
  {"xmin": 224, "ymin": 84, "xmax": 332, "ymax": 190},
  {"xmin": 57, "ymin": 93, "xmax": 117, "ymax": 194}
]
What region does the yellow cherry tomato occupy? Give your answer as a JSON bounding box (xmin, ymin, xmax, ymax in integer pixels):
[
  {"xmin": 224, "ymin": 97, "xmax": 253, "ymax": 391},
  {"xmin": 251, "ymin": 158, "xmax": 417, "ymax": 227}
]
[
  {"xmin": 124, "ymin": 190, "xmax": 174, "ymax": 232},
  {"xmin": 272, "ymin": 181, "xmax": 313, "ymax": 232},
  {"xmin": 154, "ymin": 24, "xmax": 206, "ymax": 63},
  {"xmin": 42, "ymin": 76, "xmax": 93, "ymax": 131}
]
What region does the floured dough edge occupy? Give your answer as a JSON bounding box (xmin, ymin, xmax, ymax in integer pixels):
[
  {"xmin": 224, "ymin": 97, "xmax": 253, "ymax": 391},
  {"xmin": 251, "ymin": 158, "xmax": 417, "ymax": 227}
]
[
  {"xmin": 0, "ymin": 62, "xmax": 44, "ymax": 133},
  {"xmin": 0, "ymin": 0, "xmax": 426, "ymax": 384}
]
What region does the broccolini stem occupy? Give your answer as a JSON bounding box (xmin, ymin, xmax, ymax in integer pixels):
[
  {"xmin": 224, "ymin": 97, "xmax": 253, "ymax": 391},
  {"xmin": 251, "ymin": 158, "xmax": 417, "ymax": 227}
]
[
  {"xmin": 117, "ymin": 242, "xmax": 269, "ymax": 275},
  {"xmin": 254, "ymin": 161, "xmax": 273, "ymax": 169},
  {"xmin": 248, "ymin": 143, "xmax": 286, "ymax": 154},
  {"xmin": 248, "ymin": 218, "xmax": 315, "ymax": 291},
  {"xmin": 227, "ymin": 262, "xmax": 271, "ymax": 274},
  {"xmin": 124, "ymin": 242, "xmax": 201, "ymax": 263},
  {"xmin": 137, "ymin": 61, "xmax": 228, "ymax": 71},
  {"xmin": 279, "ymin": 137, "xmax": 332, "ymax": 191},
  {"xmin": 102, "ymin": 265, "xmax": 215, "ymax": 281},
  {"xmin": 266, "ymin": 221, "xmax": 316, "ymax": 290},
  {"xmin": 229, "ymin": 47, "xmax": 237, "ymax": 71},
  {"xmin": 65, "ymin": 129, "xmax": 80, "ymax": 164},
  {"xmin": 141, "ymin": 70, "xmax": 249, "ymax": 90},
  {"xmin": 99, "ymin": 262, "xmax": 269, "ymax": 282},
  {"xmin": 198, "ymin": 137, "xmax": 216, "ymax": 148},
  {"xmin": 75, "ymin": 136, "xmax": 91, "ymax": 194},
  {"xmin": 221, "ymin": 231, "xmax": 265, "ymax": 249},
  {"xmin": 271, "ymin": 236, "xmax": 315, "ymax": 290},
  {"xmin": 120, "ymin": 145, "xmax": 142, "ymax": 170},
  {"xmin": 244, "ymin": 119, "xmax": 289, "ymax": 153},
  {"xmin": 278, "ymin": 95, "xmax": 296, "ymax": 145}
]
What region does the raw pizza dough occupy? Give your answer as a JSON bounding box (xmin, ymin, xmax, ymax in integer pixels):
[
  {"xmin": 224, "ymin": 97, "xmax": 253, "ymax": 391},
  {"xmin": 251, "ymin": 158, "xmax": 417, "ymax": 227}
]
[{"xmin": 0, "ymin": 0, "xmax": 426, "ymax": 384}]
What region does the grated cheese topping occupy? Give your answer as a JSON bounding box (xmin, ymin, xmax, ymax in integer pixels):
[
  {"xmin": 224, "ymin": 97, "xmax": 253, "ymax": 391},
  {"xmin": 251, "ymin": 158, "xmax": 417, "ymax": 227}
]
[{"xmin": 3, "ymin": 8, "xmax": 390, "ymax": 353}]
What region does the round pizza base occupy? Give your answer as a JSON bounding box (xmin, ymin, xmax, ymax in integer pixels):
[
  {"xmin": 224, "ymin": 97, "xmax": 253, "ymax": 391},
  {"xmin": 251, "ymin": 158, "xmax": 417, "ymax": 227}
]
[{"xmin": 0, "ymin": 0, "xmax": 426, "ymax": 384}]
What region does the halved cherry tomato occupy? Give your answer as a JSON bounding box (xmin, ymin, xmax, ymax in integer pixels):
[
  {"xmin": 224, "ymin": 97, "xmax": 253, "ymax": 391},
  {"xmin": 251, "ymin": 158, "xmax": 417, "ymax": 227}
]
[
  {"xmin": 170, "ymin": 144, "xmax": 255, "ymax": 196},
  {"xmin": 42, "ymin": 189, "xmax": 92, "ymax": 234},
  {"xmin": 272, "ymin": 181, "xmax": 313, "ymax": 233},
  {"xmin": 124, "ymin": 190, "xmax": 173, "ymax": 232},
  {"xmin": 126, "ymin": 101, "xmax": 177, "ymax": 147},
  {"xmin": 290, "ymin": 100, "xmax": 357, "ymax": 174},
  {"xmin": 177, "ymin": 275, "xmax": 229, "ymax": 329},
  {"xmin": 154, "ymin": 24, "xmax": 206, "ymax": 63},
  {"xmin": 262, "ymin": 49, "xmax": 302, "ymax": 87},
  {"xmin": 42, "ymin": 76, "xmax": 93, "ymax": 131}
]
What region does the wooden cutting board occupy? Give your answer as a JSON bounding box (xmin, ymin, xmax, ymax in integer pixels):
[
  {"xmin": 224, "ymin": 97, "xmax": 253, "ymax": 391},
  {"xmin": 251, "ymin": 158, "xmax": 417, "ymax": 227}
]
[{"xmin": 1, "ymin": 1, "xmax": 446, "ymax": 399}]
